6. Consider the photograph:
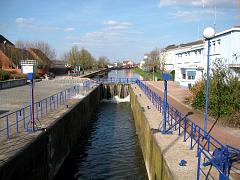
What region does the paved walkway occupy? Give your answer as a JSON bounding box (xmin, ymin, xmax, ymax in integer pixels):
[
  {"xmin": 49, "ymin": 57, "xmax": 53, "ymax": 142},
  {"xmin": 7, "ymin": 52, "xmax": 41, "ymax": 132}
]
[{"xmin": 146, "ymin": 81, "xmax": 240, "ymax": 148}]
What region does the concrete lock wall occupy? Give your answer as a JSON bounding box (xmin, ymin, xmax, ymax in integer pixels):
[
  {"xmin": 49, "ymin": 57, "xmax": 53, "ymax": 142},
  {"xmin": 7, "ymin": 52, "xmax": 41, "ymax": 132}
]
[
  {"xmin": 130, "ymin": 87, "xmax": 173, "ymax": 180},
  {"xmin": 0, "ymin": 85, "xmax": 101, "ymax": 180},
  {"xmin": 0, "ymin": 78, "xmax": 27, "ymax": 90}
]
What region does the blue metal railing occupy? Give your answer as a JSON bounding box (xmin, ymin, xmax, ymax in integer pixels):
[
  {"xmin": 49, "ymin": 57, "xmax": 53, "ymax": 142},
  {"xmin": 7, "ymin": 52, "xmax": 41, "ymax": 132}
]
[
  {"xmin": 135, "ymin": 79, "xmax": 240, "ymax": 180},
  {"xmin": 0, "ymin": 81, "xmax": 94, "ymax": 141},
  {"xmin": 93, "ymin": 77, "xmax": 138, "ymax": 84}
]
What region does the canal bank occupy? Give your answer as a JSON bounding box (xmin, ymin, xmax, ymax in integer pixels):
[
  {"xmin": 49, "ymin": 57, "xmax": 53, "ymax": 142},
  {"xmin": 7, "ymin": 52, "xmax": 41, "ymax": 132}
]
[
  {"xmin": 130, "ymin": 84, "xmax": 199, "ymax": 180},
  {"xmin": 0, "ymin": 85, "xmax": 101, "ymax": 180}
]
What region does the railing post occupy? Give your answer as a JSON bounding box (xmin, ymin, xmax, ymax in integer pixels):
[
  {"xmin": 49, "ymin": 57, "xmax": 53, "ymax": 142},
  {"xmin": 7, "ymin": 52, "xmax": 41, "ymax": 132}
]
[
  {"xmin": 6, "ymin": 115, "xmax": 9, "ymax": 139},
  {"xmin": 197, "ymin": 127, "xmax": 200, "ymax": 157},
  {"xmin": 219, "ymin": 147, "xmax": 224, "ymax": 180},
  {"xmin": 46, "ymin": 99, "xmax": 48, "ymax": 114},
  {"xmin": 178, "ymin": 113, "xmax": 181, "ymax": 135},
  {"xmin": 190, "ymin": 123, "xmax": 193, "ymax": 149},
  {"xmin": 16, "ymin": 111, "xmax": 19, "ymax": 133},
  {"xmin": 184, "ymin": 117, "xmax": 187, "ymax": 142},
  {"xmin": 57, "ymin": 94, "xmax": 59, "ymax": 107},
  {"xmin": 64, "ymin": 91, "xmax": 67, "ymax": 103},
  {"xmin": 174, "ymin": 110, "xmax": 178, "ymax": 130},
  {"xmin": 196, "ymin": 148, "xmax": 202, "ymax": 180},
  {"xmin": 29, "ymin": 104, "xmax": 33, "ymax": 131},
  {"xmin": 50, "ymin": 97, "xmax": 52, "ymax": 112},
  {"xmin": 23, "ymin": 108, "xmax": 26, "ymax": 130},
  {"xmin": 207, "ymin": 136, "xmax": 210, "ymax": 153},
  {"xmin": 40, "ymin": 101, "xmax": 43, "ymax": 116},
  {"xmin": 36, "ymin": 102, "xmax": 38, "ymax": 120},
  {"xmin": 53, "ymin": 96, "xmax": 56, "ymax": 110}
]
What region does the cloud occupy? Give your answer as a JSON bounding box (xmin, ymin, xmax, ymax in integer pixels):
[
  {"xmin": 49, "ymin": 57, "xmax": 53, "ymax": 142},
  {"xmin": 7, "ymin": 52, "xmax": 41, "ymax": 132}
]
[
  {"xmin": 169, "ymin": 11, "xmax": 199, "ymax": 22},
  {"xmin": 103, "ymin": 20, "xmax": 131, "ymax": 30},
  {"xmin": 168, "ymin": 9, "xmax": 223, "ymax": 22},
  {"xmin": 159, "ymin": 0, "xmax": 238, "ymax": 8},
  {"xmin": 64, "ymin": 27, "xmax": 75, "ymax": 32},
  {"xmin": 65, "ymin": 20, "xmax": 134, "ymax": 48},
  {"xmin": 15, "ymin": 17, "xmax": 34, "ymax": 27},
  {"xmin": 39, "ymin": 26, "xmax": 61, "ymax": 32},
  {"xmin": 15, "ymin": 17, "xmax": 75, "ymax": 32},
  {"xmin": 65, "ymin": 31, "xmax": 120, "ymax": 44}
]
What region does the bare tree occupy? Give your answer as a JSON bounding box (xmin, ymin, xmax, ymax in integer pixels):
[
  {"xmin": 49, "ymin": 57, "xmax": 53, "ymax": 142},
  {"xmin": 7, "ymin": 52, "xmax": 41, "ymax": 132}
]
[
  {"xmin": 145, "ymin": 48, "xmax": 160, "ymax": 72},
  {"xmin": 15, "ymin": 40, "xmax": 56, "ymax": 60},
  {"xmin": 159, "ymin": 48, "xmax": 166, "ymax": 72}
]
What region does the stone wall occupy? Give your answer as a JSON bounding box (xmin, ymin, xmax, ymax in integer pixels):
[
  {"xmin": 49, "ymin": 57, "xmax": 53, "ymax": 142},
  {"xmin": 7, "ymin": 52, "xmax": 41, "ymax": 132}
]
[
  {"xmin": 130, "ymin": 87, "xmax": 173, "ymax": 180},
  {"xmin": 0, "ymin": 78, "xmax": 27, "ymax": 89}
]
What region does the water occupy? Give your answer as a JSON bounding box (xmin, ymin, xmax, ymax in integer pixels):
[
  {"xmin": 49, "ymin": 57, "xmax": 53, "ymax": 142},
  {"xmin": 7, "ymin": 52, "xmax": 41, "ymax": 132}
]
[
  {"xmin": 55, "ymin": 102, "xmax": 148, "ymax": 180},
  {"xmin": 108, "ymin": 69, "xmax": 141, "ymax": 79}
]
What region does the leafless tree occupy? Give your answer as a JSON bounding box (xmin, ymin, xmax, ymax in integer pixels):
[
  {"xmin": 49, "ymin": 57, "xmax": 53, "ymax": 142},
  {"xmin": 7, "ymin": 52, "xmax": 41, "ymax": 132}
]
[{"xmin": 15, "ymin": 40, "xmax": 56, "ymax": 60}]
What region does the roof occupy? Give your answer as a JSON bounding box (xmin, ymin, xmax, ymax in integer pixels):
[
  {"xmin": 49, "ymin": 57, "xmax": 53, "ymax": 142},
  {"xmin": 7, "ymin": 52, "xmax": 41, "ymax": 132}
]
[
  {"xmin": 0, "ymin": 35, "xmax": 14, "ymax": 46},
  {"xmin": 123, "ymin": 60, "xmax": 132, "ymax": 63},
  {"xmin": 179, "ymin": 40, "xmax": 204, "ymax": 47},
  {"xmin": 165, "ymin": 44, "xmax": 178, "ymax": 50},
  {"xmin": 28, "ymin": 48, "xmax": 53, "ymax": 66},
  {"xmin": 214, "ymin": 26, "xmax": 240, "ymax": 38},
  {"xmin": 164, "ymin": 40, "xmax": 204, "ymax": 52}
]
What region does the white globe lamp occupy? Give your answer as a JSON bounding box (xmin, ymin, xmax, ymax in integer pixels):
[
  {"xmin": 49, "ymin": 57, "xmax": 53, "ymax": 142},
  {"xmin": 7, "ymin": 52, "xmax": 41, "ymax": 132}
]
[{"xmin": 203, "ymin": 27, "xmax": 215, "ymax": 39}]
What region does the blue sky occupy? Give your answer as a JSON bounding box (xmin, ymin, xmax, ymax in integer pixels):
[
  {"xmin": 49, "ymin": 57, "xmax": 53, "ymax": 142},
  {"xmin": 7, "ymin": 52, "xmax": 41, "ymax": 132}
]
[{"xmin": 1, "ymin": 0, "xmax": 239, "ymax": 62}]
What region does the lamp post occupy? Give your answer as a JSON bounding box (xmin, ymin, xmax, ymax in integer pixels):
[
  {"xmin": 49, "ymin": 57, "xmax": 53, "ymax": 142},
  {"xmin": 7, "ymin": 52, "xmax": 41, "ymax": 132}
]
[{"xmin": 203, "ymin": 27, "xmax": 215, "ymax": 135}]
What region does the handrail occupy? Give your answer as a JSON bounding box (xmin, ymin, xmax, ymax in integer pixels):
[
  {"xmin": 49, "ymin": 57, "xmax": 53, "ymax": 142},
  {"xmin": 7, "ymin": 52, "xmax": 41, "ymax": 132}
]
[
  {"xmin": 93, "ymin": 77, "xmax": 138, "ymax": 84},
  {"xmin": 135, "ymin": 79, "xmax": 239, "ymax": 179},
  {"xmin": 0, "ymin": 80, "xmax": 92, "ymax": 141}
]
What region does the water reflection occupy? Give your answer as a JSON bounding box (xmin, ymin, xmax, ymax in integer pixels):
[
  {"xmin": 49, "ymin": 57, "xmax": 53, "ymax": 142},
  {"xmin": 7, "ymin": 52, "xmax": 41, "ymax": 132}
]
[
  {"xmin": 55, "ymin": 103, "xmax": 147, "ymax": 180},
  {"xmin": 108, "ymin": 69, "xmax": 141, "ymax": 79}
]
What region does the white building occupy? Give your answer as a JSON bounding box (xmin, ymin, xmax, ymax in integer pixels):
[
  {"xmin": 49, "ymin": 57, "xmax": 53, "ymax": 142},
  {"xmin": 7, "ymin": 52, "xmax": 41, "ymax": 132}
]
[
  {"xmin": 174, "ymin": 40, "xmax": 205, "ymax": 87},
  {"xmin": 207, "ymin": 26, "xmax": 240, "ymax": 71},
  {"xmin": 162, "ymin": 26, "xmax": 240, "ymax": 87},
  {"xmin": 163, "ymin": 45, "xmax": 178, "ymax": 72},
  {"xmin": 139, "ymin": 60, "xmax": 145, "ymax": 70}
]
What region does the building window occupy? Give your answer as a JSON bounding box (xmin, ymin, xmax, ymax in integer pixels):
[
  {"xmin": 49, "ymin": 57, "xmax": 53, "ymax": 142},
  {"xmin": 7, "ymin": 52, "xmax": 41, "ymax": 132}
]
[
  {"xmin": 188, "ymin": 76, "xmax": 195, "ymax": 80},
  {"xmin": 187, "ymin": 71, "xmax": 196, "ymax": 80},
  {"xmin": 181, "ymin": 68, "xmax": 186, "ymax": 79},
  {"xmin": 212, "ymin": 41, "xmax": 216, "ymax": 54},
  {"xmin": 183, "ymin": 74, "xmax": 186, "ymax": 79},
  {"xmin": 217, "ymin": 39, "xmax": 221, "ymax": 54}
]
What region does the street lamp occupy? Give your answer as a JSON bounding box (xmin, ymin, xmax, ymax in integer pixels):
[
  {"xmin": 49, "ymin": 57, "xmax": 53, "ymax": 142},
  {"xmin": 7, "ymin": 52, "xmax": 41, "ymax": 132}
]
[{"xmin": 203, "ymin": 27, "xmax": 215, "ymax": 135}]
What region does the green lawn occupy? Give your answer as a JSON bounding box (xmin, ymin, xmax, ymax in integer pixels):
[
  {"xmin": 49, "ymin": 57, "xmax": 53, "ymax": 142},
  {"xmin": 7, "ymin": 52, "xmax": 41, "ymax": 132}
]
[
  {"xmin": 132, "ymin": 67, "xmax": 162, "ymax": 81},
  {"xmin": 132, "ymin": 67, "xmax": 174, "ymax": 81}
]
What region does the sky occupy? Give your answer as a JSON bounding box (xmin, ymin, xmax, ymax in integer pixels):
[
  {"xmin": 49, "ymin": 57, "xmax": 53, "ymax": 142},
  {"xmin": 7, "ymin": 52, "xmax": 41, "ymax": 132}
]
[{"xmin": 1, "ymin": 0, "xmax": 240, "ymax": 62}]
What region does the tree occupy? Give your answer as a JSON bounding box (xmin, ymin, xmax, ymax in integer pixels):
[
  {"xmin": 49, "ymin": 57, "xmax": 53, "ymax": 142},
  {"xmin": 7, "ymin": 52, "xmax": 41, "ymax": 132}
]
[
  {"xmin": 159, "ymin": 48, "xmax": 166, "ymax": 72},
  {"xmin": 15, "ymin": 40, "xmax": 56, "ymax": 60},
  {"xmin": 66, "ymin": 46, "xmax": 95, "ymax": 72},
  {"xmin": 190, "ymin": 58, "xmax": 240, "ymax": 127},
  {"xmin": 79, "ymin": 48, "xmax": 94, "ymax": 71},
  {"xmin": 67, "ymin": 46, "xmax": 80, "ymax": 68},
  {"xmin": 97, "ymin": 56, "xmax": 109, "ymax": 68},
  {"xmin": 145, "ymin": 48, "xmax": 160, "ymax": 72}
]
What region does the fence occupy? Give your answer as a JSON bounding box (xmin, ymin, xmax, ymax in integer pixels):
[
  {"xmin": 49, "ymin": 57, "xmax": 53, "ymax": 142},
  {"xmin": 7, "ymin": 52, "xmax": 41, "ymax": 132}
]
[
  {"xmin": 0, "ymin": 84, "xmax": 86, "ymax": 141},
  {"xmin": 135, "ymin": 79, "xmax": 240, "ymax": 180},
  {"xmin": 93, "ymin": 77, "xmax": 137, "ymax": 84}
]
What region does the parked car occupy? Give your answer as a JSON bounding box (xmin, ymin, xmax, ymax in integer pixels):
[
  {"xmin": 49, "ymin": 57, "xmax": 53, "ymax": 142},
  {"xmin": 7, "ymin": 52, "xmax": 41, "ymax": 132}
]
[
  {"xmin": 47, "ymin": 72, "xmax": 55, "ymax": 78},
  {"xmin": 44, "ymin": 72, "xmax": 55, "ymax": 80}
]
